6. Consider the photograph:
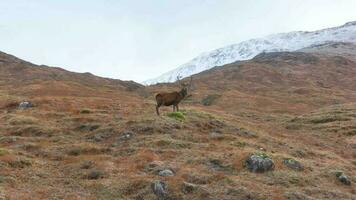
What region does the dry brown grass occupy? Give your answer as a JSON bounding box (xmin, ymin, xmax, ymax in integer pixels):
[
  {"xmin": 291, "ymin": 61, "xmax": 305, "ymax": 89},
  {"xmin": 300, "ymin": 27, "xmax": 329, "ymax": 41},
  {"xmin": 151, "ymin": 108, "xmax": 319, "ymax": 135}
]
[{"xmin": 0, "ymin": 51, "xmax": 355, "ymax": 199}]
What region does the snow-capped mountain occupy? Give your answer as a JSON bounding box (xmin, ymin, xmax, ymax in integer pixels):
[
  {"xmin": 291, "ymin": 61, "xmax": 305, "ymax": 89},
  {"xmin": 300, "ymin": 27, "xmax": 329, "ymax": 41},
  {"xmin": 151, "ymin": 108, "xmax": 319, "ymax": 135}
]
[{"xmin": 144, "ymin": 21, "xmax": 356, "ymax": 85}]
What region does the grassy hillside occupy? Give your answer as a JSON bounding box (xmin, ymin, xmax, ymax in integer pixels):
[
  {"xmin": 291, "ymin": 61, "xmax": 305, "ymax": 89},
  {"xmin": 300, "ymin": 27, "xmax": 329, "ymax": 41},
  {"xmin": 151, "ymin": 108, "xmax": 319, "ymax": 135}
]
[{"xmin": 0, "ymin": 50, "xmax": 355, "ymax": 199}]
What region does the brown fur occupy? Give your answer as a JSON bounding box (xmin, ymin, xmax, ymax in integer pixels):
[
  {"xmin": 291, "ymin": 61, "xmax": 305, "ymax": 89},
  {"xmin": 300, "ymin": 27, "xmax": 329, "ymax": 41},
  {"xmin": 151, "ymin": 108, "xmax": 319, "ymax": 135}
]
[{"xmin": 155, "ymin": 88, "xmax": 187, "ymax": 115}]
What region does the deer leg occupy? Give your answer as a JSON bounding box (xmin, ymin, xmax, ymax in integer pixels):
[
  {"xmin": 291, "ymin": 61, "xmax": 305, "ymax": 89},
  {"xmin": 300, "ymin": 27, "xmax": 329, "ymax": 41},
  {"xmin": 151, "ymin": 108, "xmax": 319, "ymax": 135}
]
[
  {"xmin": 173, "ymin": 105, "xmax": 175, "ymax": 112},
  {"xmin": 156, "ymin": 105, "xmax": 160, "ymax": 116},
  {"xmin": 176, "ymin": 104, "xmax": 179, "ymax": 112}
]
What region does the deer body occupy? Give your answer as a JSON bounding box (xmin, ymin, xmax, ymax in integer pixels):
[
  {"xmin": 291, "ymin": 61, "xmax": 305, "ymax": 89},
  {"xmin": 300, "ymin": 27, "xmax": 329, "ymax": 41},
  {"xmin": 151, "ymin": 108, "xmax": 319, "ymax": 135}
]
[{"xmin": 155, "ymin": 88, "xmax": 187, "ymax": 115}]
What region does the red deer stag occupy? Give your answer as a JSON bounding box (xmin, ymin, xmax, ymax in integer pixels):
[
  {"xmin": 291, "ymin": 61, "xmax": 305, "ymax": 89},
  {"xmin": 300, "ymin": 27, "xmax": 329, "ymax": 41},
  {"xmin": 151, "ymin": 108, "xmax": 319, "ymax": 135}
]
[{"xmin": 155, "ymin": 76, "xmax": 193, "ymax": 115}]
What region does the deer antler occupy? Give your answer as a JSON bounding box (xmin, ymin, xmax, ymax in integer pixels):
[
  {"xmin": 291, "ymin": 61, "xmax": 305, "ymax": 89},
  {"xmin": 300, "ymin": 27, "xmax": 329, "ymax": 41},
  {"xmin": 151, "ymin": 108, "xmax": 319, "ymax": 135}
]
[
  {"xmin": 188, "ymin": 76, "xmax": 193, "ymax": 91},
  {"xmin": 176, "ymin": 75, "xmax": 185, "ymax": 87}
]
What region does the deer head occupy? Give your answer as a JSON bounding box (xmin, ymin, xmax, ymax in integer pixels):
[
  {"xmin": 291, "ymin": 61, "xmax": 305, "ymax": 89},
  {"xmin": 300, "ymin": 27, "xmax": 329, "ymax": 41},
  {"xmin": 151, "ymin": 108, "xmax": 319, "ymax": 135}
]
[{"xmin": 176, "ymin": 75, "xmax": 193, "ymax": 98}]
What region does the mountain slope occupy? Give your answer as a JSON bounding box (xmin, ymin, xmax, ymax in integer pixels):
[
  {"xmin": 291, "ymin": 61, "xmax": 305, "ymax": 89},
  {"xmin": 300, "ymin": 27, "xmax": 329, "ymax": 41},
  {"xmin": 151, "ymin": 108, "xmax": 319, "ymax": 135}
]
[
  {"xmin": 144, "ymin": 21, "xmax": 356, "ymax": 85},
  {"xmin": 0, "ymin": 51, "xmax": 143, "ymax": 97},
  {"xmin": 1, "ymin": 49, "xmax": 355, "ymax": 199},
  {"xmin": 149, "ymin": 50, "xmax": 356, "ymax": 115},
  {"xmin": 299, "ymin": 42, "xmax": 356, "ymax": 61}
]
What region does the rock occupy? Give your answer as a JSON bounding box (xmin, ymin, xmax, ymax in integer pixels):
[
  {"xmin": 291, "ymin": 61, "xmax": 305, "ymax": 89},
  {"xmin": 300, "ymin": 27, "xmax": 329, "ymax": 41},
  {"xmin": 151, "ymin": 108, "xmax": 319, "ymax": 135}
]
[
  {"xmin": 8, "ymin": 159, "xmax": 32, "ymax": 168},
  {"xmin": 338, "ymin": 175, "xmax": 351, "ymax": 185},
  {"xmin": 158, "ymin": 169, "xmax": 174, "ymax": 177},
  {"xmin": 227, "ymin": 187, "xmax": 260, "ymax": 199},
  {"xmin": 87, "ymin": 128, "xmax": 114, "ymax": 142},
  {"xmin": 336, "ymin": 171, "xmax": 351, "ymax": 185},
  {"xmin": 245, "ymin": 153, "xmax": 274, "ymax": 173},
  {"xmin": 86, "ymin": 169, "xmax": 104, "ymax": 180},
  {"xmin": 119, "ymin": 132, "xmax": 133, "ymax": 141},
  {"xmin": 182, "ymin": 182, "xmax": 198, "ymax": 194},
  {"xmin": 111, "ymin": 131, "xmax": 134, "ymax": 146},
  {"xmin": 81, "ymin": 160, "xmax": 95, "ymax": 169},
  {"xmin": 151, "ymin": 180, "xmax": 168, "ymax": 199},
  {"xmin": 236, "ymin": 127, "xmax": 258, "ymax": 138},
  {"xmin": 283, "ymin": 158, "xmax": 304, "ymax": 171},
  {"xmin": 207, "ymin": 159, "xmax": 224, "ymax": 171},
  {"xmin": 145, "ymin": 161, "xmax": 176, "ymax": 176},
  {"xmin": 18, "ymin": 101, "xmax": 33, "ymax": 109},
  {"xmin": 210, "ymin": 132, "xmax": 224, "ymax": 140}
]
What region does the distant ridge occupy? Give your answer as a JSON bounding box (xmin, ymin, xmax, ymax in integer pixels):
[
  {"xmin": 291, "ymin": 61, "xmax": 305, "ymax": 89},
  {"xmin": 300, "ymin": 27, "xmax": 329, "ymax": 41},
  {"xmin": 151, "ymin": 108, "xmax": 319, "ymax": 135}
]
[{"xmin": 144, "ymin": 21, "xmax": 356, "ymax": 85}]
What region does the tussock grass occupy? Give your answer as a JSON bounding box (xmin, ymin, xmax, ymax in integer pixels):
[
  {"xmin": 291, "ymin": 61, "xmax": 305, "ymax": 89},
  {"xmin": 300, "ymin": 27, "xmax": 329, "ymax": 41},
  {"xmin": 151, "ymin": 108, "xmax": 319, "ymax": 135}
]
[{"xmin": 7, "ymin": 114, "xmax": 39, "ymax": 126}]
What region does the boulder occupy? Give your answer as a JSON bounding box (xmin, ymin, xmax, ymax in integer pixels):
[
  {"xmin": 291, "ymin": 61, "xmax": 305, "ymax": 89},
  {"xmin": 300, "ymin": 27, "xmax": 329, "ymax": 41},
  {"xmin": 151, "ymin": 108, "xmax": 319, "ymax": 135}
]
[
  {"xmin": 18, "ymin": 101, "xmax": 33, "ymax": 109},
  {"xmin": 151, "ymin": 180, "xmax": 168, "ymax": 199},
  {"xmin": 246, "ymin": 153, "xmax": 274, "ymax": 173},
  {"xmin": 336, "ymin": 171, "xmax": 351, "ymax": 185},
  {"xmin": 158, "ymin": 169, "xmax": 175, "ymax": 177}
]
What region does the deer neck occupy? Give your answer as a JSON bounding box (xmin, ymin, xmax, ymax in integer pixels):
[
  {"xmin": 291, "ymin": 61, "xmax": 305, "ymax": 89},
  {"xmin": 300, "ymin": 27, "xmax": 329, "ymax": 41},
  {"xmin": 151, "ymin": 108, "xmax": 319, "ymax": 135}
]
[{"xmin": 179, "ymin": 88, "xmax": 187, "ymax": 98}]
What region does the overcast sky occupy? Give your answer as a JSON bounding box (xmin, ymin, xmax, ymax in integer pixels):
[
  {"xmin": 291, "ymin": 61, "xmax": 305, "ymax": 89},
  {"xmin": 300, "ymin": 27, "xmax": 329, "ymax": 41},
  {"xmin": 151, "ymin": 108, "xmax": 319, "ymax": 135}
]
[{"xmin": 1, "ymin": 0, "xmax": 356, "ymax": 82}]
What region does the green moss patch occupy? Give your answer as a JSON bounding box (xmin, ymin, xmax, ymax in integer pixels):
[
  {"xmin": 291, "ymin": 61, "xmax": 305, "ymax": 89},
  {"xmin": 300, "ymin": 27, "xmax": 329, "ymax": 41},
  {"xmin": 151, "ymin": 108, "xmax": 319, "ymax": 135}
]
[
  {"xmin": 0, "ymin": 148, "xmax": 9, "ymax": 156},
  {"xmin": 166, "ymin": 112, "xmax": 185, "ymax": 121}
]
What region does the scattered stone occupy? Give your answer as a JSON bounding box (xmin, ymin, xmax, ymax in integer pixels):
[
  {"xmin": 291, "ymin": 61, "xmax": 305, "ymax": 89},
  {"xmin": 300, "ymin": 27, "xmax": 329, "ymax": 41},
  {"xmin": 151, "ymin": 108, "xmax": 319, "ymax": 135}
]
[
  {"xmin": 182, "ymin": 182, "xmax": 198, "ymax": 194},
  {"xmin": 76, "ymin": 124, "xmax": 100, "ymax": 132},
  {"xmin": 284, "ymin": 191, "xmax": 313, "ymax": 200},
  {"xmin": 18, "ymin": 101, "xmax": 33, "ymax": 109},
  {"xmin": 283, "ymin": 158, "xmax": 304, "ymax": 171},
  {"xmin": 336, "ymin": 171, "xmax": 351, "ymax": 186},
  {"xmin": 158, "ymin": 169, "xmax": 175, "ymax": 177},
  {"xmin": 207, "ymin": 159, "xmax": 235, "ymax": 173},
  {"xmin": 151, "ymin": 180, "xmax": 168, "ymax": 199},
  {"xmin": 245, "ymin": 152, "xmax": 274, "ymax": 173},
  {"xmin": 81, "ymin": 160, "xmax": 95, "ymax": 169},
  {"xmin": 207, "ymin": 159, "xmax": 225, "ymax": 171},
  {"xmin": 67, "ymin": 148, "xmax": 81, "ymax": 156},
  {"xmin": 236, "ymin": 127, "xmax": 258, "ymax": 138},
  {"xmin": 145, "ymin": 161, "xmax": 164, "ymax": 172},
  {"xmin": 144, "ymin": 161, "xmax": 176, "ymax": 176},
  {"xmin": 227, "ymin": 187, "xmax": 260, "ymax": 199},
  {"xmin": 118, "ymin": 131, "xmax": 133, "ymax": 141},
  {"xmin": 86, "ymin": 169, "xmax": 104, "ymax": 180},
  {"xmin": 209, "ymin": 132, "xmax": 224, "ymax": 140},
  {"xmin": 8, "ymin": 159, "xmax": 32, "ymax": 168},
  {"xmin": 0, "ymin": 136, "xmax": 18, "ymax": 144},
  {"xmin": 111, "ymin": 131, "xmax": 134, "ymax": 146},
  {"xmin": 88, "ymin": 129, "xmax": 114, "ymax": 142},
  {"xmin": 209, "ymin": 119, "xmax": 225, "ymax": 128}
]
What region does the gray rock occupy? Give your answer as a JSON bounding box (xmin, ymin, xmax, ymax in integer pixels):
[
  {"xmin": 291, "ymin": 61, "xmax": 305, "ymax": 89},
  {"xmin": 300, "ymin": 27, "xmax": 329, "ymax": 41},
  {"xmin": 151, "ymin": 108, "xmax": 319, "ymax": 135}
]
[
  {"xmin": 158, "ymin": 169, "xmax": 174, "ymax": 177},
  {"xmin": 182, "ymin": 182, "xmax": 198, "ymax": 194},
  {"xmin": 246, "ymin": 154, "xmax": 274, "ymax": 173},
  {"xmin": 81, "ymin": 160, "xmax": 95, "ymax": 169},
  {"xmin": 86, "ymin": 169, "xmax": 104, "ymax": 180},
  {"xmin": 119, "ymin": 132, "xmax": 133, "ymax": 140},
  {"xmin": 18, "ymin": 101, "xmax": 33, "ymax": 109},
  {"xmin": 336, "ymin": 171, "xmax": 351, "ymax": 185},
  {"xmin": 283, "ymin": 158, "xmax": 304, "ymax": 171},
  {"xmin": 210, "ymin": 132, "xmax": 224, "ymax": 140},
  {"xmin": 151, "ymin": 180, "xmax": 168, "ymax": 199}
]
